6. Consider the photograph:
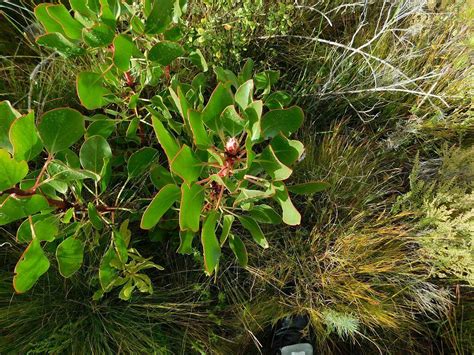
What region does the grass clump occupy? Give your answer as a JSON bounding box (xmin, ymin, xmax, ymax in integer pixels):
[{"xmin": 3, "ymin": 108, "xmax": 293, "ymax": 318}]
[
  {"xmin": 0, "ymin": 0, "xmax": 472, "ymax": 353},
  {"xmin": 228, "ymin": 127, "xmax": 452, "ymax": 353},
  {"xmin": 0, "ymin": 242, "xmax": 234, "ymax": 354}
]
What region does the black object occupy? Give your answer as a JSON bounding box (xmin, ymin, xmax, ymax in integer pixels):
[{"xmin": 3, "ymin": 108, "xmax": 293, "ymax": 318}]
[{"xmin": 270, "ymin": 315, "xmax": 312, "ymax": 354}]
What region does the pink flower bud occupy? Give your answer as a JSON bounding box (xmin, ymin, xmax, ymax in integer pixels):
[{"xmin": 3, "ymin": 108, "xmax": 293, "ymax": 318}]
[{"xmin": 225, "ymin": 137, "xmax": 239, "ymax": 156}]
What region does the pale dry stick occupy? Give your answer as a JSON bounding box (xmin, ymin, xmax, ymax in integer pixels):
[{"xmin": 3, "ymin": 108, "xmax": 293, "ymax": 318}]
[
  {"xmin": 328, "ymin": 0, "xmax": 427, "ymax": 97},
  {"xmin": 321, "ymin": 86, "xmax": 454, "ymax": 102},
  {"xmin": 321, "ymin": 71, "xmax": 445, "ymax": 103},
  {"xmin": 358, "ymin": 0, "xmax": 423, "ymax": 54},
  {"xmin": 343, "ymin": 97, "xmax": 380, "ymax": 123},
  {"xmin": 294, "ymin": 4, "xmax": 333, "ymax": 27},
  {"xmin": 258, "ymin": 34, "xmax": 450, "ymax": 107},
  {"xmin": 333, "ymin": 1, "xmax": 424, "ymax": 90},
  {"xmin": 325, "ymin": 2, "xmax": 366, "ymax": 15},
  {"xmin": 27, "ymin": 52, "xmax": 57, "ymax": 111}
]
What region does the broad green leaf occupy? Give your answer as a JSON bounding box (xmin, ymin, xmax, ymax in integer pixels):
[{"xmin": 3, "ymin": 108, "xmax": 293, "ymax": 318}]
[
  {"xmin": 235, "ymin": 79, "xmax": 254, "ymax": 110},
  {"xmin": 79, "ymin": 135, "xmax": 112, "ymax": 175},
  {"xmin": 245, "ymin": 100, "xmax": 263, "ymax": 142},
  {"xmin": 164, "ymin": 25, "xmax": 183, "ymax": 41},
  {"xmin": 188, "ymin": 110, "xmax": 211, "ymax": 149},
  {"xmin": 287, "ymin": 181, "xmax": 330, "ymax": 195},
  {"xmin": 87, "ymin": 0, "xmax": 101, "ymax": 13},
  {"xmin": 179, "ymin": 182, "xmax": 204, "ymax": 232},
  {"xmin": 261, "ymin": 106, "xmax": 304, "ymax": 139},
  {"xmin": 150, "ymin": 164, "xmax": 175, "ymax": 189},
  {"xmin": 255, "ymin": 70, "xmax": 280, "ymax": 94},
  {"xmin": 62, "ymin": 208, "xmax": 74, "ymax": 223},
  {"xmin": 0, "ymin": 100, "xmax": 21, "ymax": 151},
  {"xmin": 270, "ymin": 134, "xmax": 304, "ymax": 166},
  {"xmin": 99, "ymin": 0, "xmax": 120, "ymax": 27},
  {"xmin": 202, "ymin": 83, "xmax": 234, "ymax": 129},
  {"xmin": 46, "ymin": 4, "xmax": 84, "ymax": 40},
  {"xmin": 178, "ymin": 230, "xmax": 194, "ymax": 254},
  {"xmin": 77, "ymin": 72, "xmax": 110, "ymax": 110},
  {"xmin": 189, "ymin": 49, "xmax": 208, "ymax": 72},
  {"xmin": 238, "ymin": 216, "xmax": 268, "ymax": 248},
  {"xmin": 56, "ymin": 237, "xmax": 84, "ymax": 277},
  {"xmin": 148, "ymin": 41, "xmax": 184, "ymax": 66},
  {"xmin": 34, "ymin": 4, "xmax": 65, "ymax": 36},
  {"xmin": 145, "ymin": 0, "xmax": 174, "ymax": 34},
  {"xmin": 238, "ymin": 58, "xmax": 254, "ymax": 84},
  {"xmin": 214, "ymin": 66, "xmax": 239, "ymax": 88},
  {"xmin": 168, "ymin": 87, "xmax": 188, "ymax": 122},
  {"xmin": 9, "ymin": 112, "xmax": 43, "ymax": 162},
  {"xmin": 170, "ymin": 145, "xmax": 202, "ymax": 184},
  {"xmin": 17, "ymin": 215, "xmax": 58, "ymax": 243},
  {"xmin": 119, "ymin": 219, "xmax": 132, "ymax": 247},
  {"xmin": 221, "ymin": 105, "xmax": 245, "ymax": 137},
  {"xmin": 126, "ymin": 117, "xmax": 140, "ymax": 141},
  {"xmin": 70, "ymin": 0, "xmax": 94, "ymax": 16},
  {"xmin": 0, "ymin": 149, "xmax": 28, "ymax": 192},
  {"xmin": 38, "ymin": 108, "xmax": 85, "ymax": 154},
  {"xmin": 86, "ymin": 119, "xmax": 116, "ymax": 139},
  {"xmin": 36, "ymin": 33, "xmax": 85, "ymax": 57},
  {"xmin": 131, "ymin": 15, "xmax": 145, "ymax": 35},
  {"xmin": 13, "ymin": 238, "xmax": 50, "ymax": 293},
  {"xmin": 118, "ymin": 279, "xmax": 134, "ymax": 300},
  {"xmin": 140, "ymin": 184, "xmax": 180, "ymax": 230},
  {"xmin": 128, "ymin": 147, "xmax": 159, "ymax": 178},
  {"xmin": 151, "ymin": 116, "xmax": 180, "ymax": 161},
  {"xmin": 88, "ymin": 203, "xmax": 103, "ymax": 230},
  {"xmin": 219, "ymin": 214, "xmax": 234, "ymax": 245},
  {"xmin": 229, "ymin": 234, "xmax": 248, "ymax": 267},
  {"xmin": 0, "ymin": 195, "xmax": 49, "ymax": 226},
  {"xmin": 99, "ymin": 247, "xmax": 119, "ymax": 291},
  {"xmin": 113, "ymin": 34, "xmax": 141, "ymax": 71},
  {"xmin": 234, "ymin": 185, "xmax": 275, "ymax": 206},
  {"xmin": 201, "ymin": 211, "xmax": 221, "ymax": 275},
  {"xmin": 113, "ymin": 229, "xmax": 128, "ymax": 264},
  {"xmin": 256, "ymin": 145, "xmax": 292, "ymax": 181},
  {"xmin": 83, "ymin": 24, "xmax": 114, "ymax": 47},
  {"xmin": 56, "ymin": 148, "xmax": 80, "ymax": 169},
  {"xmin": 265, "ymin": 91, "xmax": 292, "ymax": 109},
  {"xmin": 273, "ymin": 182, "xmax": 301, "ymax": 225},
  {"xmin": 47, "ymin": 160, "xmax": 98, "ymax": 181},
  {"xmin": 249, "ymin": 204, "xmax": 282, "ymax": 224}
]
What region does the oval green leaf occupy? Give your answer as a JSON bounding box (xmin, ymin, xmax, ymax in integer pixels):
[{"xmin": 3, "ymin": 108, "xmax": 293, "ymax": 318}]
[
  {"xmin": 179, "ymin": 182, "xmax": 205, "ymax": 232},
  {"xmin": 9, "ymin": 112, "xmax": 43, "ymax": 162},
  {"xmin": 140, "ymin": 184, "xmax": 180, "ymax": 230},
  {"xmin": 238, "ymin": 216, "xmax": 269, "ymax": 248},
  {"xmin": 273, "ymin": 182, "xmax": 301, "ymax": 226},
  {"xmin": 0, "ymin": 195, "xmax": 49, "ymax": 226},
  {"xmin": 13, "ymin": 238, "xmax": 50, "ymax": 293},
  {"xmin": 170, "ymin": 145, "xmax": 202, "ymax": 185},
  {"xmin": 36, "ymin": 33, "xmax": 85, "ymax": 57},
  {"xmin": 56, "ymin": 237, "xmax": 84, "ymax": 278},
  {"xmin": 229, "ymin": 234, "xmax": 248, "ymax": 267},
  {"xmin": 201, "ymin": 211, "xmax": 221, "ymax": 275},
  {"xmin": 38, "ymin": 108, "xmax": 85, "ymax": 154},
  {"xmin": 148, "ymin": 41, "xmax": 185, "ymax": 66},
  {"xmin": 151, "ymin": 116, "xmax": 180, "ymax": 161},
  {"xmin": 127, "ymin": 147, "xmax": 159, "ymax": 178},
  {"xmin": 0, "ymin": 149, "xmax": 28, "ymax": 192},
  {"xmin": 261, "ymin": 106, "xmax": 304, "ymax": 139},
  {"xmin": 287, "ymin": 181, "xmax": 330, "ymax": 195},
  {"xmin": 0, "ymin": 100, "xmax": 21, "ymax": 151},
  {"xmin": 79, "ymin": 135, "xmax": 112, "ymax": 175}
]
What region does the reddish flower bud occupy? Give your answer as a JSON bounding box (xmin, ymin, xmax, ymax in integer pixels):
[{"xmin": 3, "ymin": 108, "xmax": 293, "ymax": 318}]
[{"xmin": 225, "ymin": 137, "xmax": 239, "ymax": 156}]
